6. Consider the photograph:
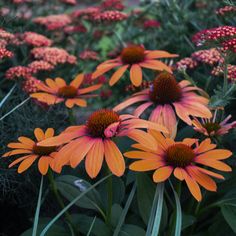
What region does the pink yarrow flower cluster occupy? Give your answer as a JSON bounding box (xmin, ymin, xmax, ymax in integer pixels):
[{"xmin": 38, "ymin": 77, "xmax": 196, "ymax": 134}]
[
  {"xmin": 222, "ymin": 38, "xmax": 236, "ymax": 53},
  {"xmin": 60, "ymin": 0, "xmax": 77, "ymax": 5},
  {"xmin": 28, "ymin": 60, "xmax": 54, "ymax": 73},
  {"xmin": 92, "ymin": 10, "xmax": 128, "ymax": 22},
  {"xmin": 33, "ymin": 14, "xmax": 72, "ymax": 31},
  {"xmin": 5, "ymin": 66, "xmax": 32, "ymax": 80},
  {"xmin": 22, "ymin": 32, "xmax": 52, "ymax": 47},
  {"xmin": 175, "ymin": 57, "xmax": 198, "ymax": 70},
  {"xmin": 100, "ymin": 0, "xmax": 125, "ymax": 11},
  {"xmin": 79, "ymin": 50, "xmax": 100, "ymax": 61},
  {"xmin": 211, "ymin": 64, "xmax": 236, "ymax": 82},
  {"xmin": 216, "ymin": 6, "xmax": 236, "ymax": 16},
  {"xmin": 21, "ymin": 76, "xmax": 41, "ymax": 93},
  {"xmin": 31, "ymin": 47, "xmax": 76, "ymax": 65},
  {"xmin": 0, "ymin": 47, "xmax": 14, "ymax": 59}
]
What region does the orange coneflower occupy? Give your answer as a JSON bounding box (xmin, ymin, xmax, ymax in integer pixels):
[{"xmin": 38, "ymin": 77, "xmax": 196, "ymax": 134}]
[
  {"xmin": 3, "ymin": 128, "xmax": 60, "ymax": 175},
  {"xmin": 38, "ymin": 109, "xmax": 168, "ymax": 178},
  {"xmin": 92, "ymin": 44, "xmax": 178, "ymax": 87},
  {"xmin": 192, "ymin": 108, "xmax": 236, "ymax": 137},
  {"xmin": 30, "ymin": 74, "xmax": 102, "ymax": 108},
  {"xmin": 114, "ymin": 72, "xmax": 212, "ymax": 136},
  {"xmin": 125, "ymin": 130, "xmax": 232, "ymax": 201}
]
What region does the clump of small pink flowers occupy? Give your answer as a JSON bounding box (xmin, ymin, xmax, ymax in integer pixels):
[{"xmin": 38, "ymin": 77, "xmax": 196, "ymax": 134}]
[
  {"xmin": 100, "ymin": 0, "xmax": 125, "ymax": 11},
  {"xmin": 5, "ymin": 66, "xmax": 32, "ymax": 80},
  {"xmin": 216, "ymin": 6, "xmax": 236, "ymax": 16},
  {"xmin": 60, "ymin": 0, "xmax": 76, "ymax": 5},
  {"xmin": 143, "ymin": 19, "xmax": 160, "ymax": 29},
  {"xmin": 0, "ymin": 48, "xmax": 14, "ymax": 59},
  {"xmin": 211, "ymin": 64, "xmax": 236, "ymax": 82},
  {"xmin": 64, "ymin": 25, "xmax": 87, "ymax": 34},
  {"xmin": 22, "ymin": 32, "xmax": 52, "ymax": 47},
  {"xmin": 192, "ymin": 26, "xmax": 236, "ymax": 46},
  {"xmin": 33, "ymin": 14, "xmax": 72, "ymax": 31},
  {"xmin": 192, "ymin": 48, "xmax": 224, "ymax": 66},
  {"xmin": 222, "ymin": 38, "xmax": 236, "ymax": 53},
  {"xmin": 31, "ymin": 47, "xmax": 76, "ymax": 66},
  {"xmin": 79, "ymin": 50, "xmax": 99, "ymax": 61},
  {"xmin": 193, "ymin": 108, "xmax": 236, "ymax": 137},
  {"xmin": 71, "ymin": 7, "xmax": 100, "ymax": 20},
  {"xmin": 21, "ymin": 76, "xmax": 41, "ymax": 94},
  {"xmin": 0, "ymin": 29, "xmax": 15, "ymax": 42},
  {"xmin": 28, "ymin": 60, "xmax": 54, "ymax": 73},
  {"xmin": 93, "ymin": 10, "xmax": 128, "ymax": 22},
  {"xmin": 175, "ymin": 57, "xmax": 198, "ymax": 70}
]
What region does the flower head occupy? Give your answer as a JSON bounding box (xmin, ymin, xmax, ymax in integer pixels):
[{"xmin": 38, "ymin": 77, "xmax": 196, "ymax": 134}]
[
  {"xmin": 211, "ymin": 64, "xmax": 236, "ymax": 82},
  {"xmin": 175, "ymin": 57, "xmax": 198, "ymax": 71},
  {"xmin": 143, "ymin": 19, "xmax": 160, "ymax": 29},
  {"xmin": 125, "ymin": 130, "xmax": 232, "ymax": 201},
  {"xmin": 5, "ymin": 66, "xmax": 32, "ymax": 80},
  {"xmin": 22, "ymin": 32, "xmax": 52, "ymax": 47},
  {"xmin": 37, "ymin": 109, "xmax": 167, "ymax": 178},
  {"xmin": 0, "ymin": 47, "xmax": 14, "ymax": 59},
  {"xmin": 114, "ymin": 72, "xmax": 212, "ymax": 136},
  {"xmin": 92, "ymin": 45, "xmax": 178, "ymax": 87},
  {"xmin": 28, "ymin": 60, "xmax": 54, "ymax": 73},
  {"xmin": 22, "ymin": 76, "xmax": 41, "ymax": 94},
  {"xmin": 79, "ymin": 50, "xmax": 99, "ymax": 61},
  {"xmin": 193, "ymin": 108, "xmax": 236, "ymax": 137},
  {"xmin": 3, "ymin": 128, "xmax": 60, "ymax": 175},
  {"xmin": 216, "ymin": 6, "xmax": 236, "ymax": 16},
  {"xmin": 222, "ymin": 38, "xmax": 236, "ymax": 53},
  {"xmin": 30, "ymin": 74, "xmax": 102, "ymax": 108},
  {"xmin": 93, "ymin": 10, "xmax": 128, "ymax": 22},
  {"xmin": 100, "ymin": 0, "xmax": 125, "ymax": 11}
]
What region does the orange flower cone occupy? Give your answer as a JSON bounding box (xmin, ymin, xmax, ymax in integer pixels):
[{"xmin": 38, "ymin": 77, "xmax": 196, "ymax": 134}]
[
  {"xmin": 92, "ymin": 44, "xmax": 178, "ymax": 87},
  {"xmin": 124, "ymin": 130, "xmax": 232, "ymax": 201},
  {"xmin": 31, "ymin": 73, "xmax": 102, "ymax": 108},
  {"xmin": 3, "ymin": 128, "xmax": 61, "ymax": 175},
  {"xmin": 38, "ymin": 109, "xmax": 168, "ymax": 178}
]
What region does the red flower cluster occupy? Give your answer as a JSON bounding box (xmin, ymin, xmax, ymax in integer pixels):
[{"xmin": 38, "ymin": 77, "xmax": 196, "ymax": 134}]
[
  {"xmin": 0, "ymin": 47, "xmax": 14, "ymax": 59},
  {"xmin": 100, "ymin": 0, "xmax": 125, "ymax": 11},
  {"xmin": 222, "ymin": 38, "xmax": 236, "ymax": 53},
  {"xmin": 31, "ymin": 47, "xmax": 76, "ymax": 65},
  {"xmin": 143, "ymin": 19, "xmax": 161, "ymax": 29},
  {"xmin": 0, "ymin": 28, "xmax": 15, "ymax": 42},
  {"xmin": 92, "ymin": 10, "xmax": 128, "ymax": 22},
  {"xmin": 192, "ymin": 48, "xmax": 223, "ymax": 66},
  {"xmin": 12, "ymin": 0, "xmax": 31, "ymax": 4},
  {"xmin": 21, "ymin": 76, "xmax": 41, "ymax": 93},
  {"xmin": 64, "ymin": 25, "xmax": 87, "ymax": 34},
  {"xmin": 33, "ymin": 14, "xmax": 72, "ymax": 31},
  {"xmin": 5, "ymin": 66, "xmax": 32, "ymax": 80},
  {"xmin": 83, "ymin": 73, "xmax": 106, "ymax": 86},
  {"xmin": 28, "ymin": 60, "xmax": 54, "ymax": 73},
  {"xmin": 212, "ymin": 64, "xmax": 236, "ymax": 81},
  {"xmin": 216, "ymin": 6, "xmax": 236, "ymax": 16},
  {"xmin": 22, "ymin": 32, "xmax": 52, "ymax": 47},
  {"xmin": 60, "ymin": 0, "xmax": 77, "ymax": 5},
  {"xmin": 71, "ymin": 7, "xmax": 100, "ymax": 19},
  {"xmin": 100, "ymin": 89, "xmax": 112, "ymax": 99},
  {"xmin": 79, "ymin": 50, "xmax": 100, "ymax": 61},
  {"xmin": 192, "ymin": 26, "xmax": 236, "ymax": 46},
  {"xmin": 175, "ymin": 57, "xmax": 198, "ymax": 70}
]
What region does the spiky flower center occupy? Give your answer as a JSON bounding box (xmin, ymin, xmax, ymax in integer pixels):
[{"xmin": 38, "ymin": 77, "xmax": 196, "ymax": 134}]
[
  {"xmin": 166, "ymin": 143, "xmax": 195, "ymax": 168},
  {"xmin": 33, "ymin": 144, "xmax": 56, "ymax": 156},
  {"xmin": 121, "ymin": 45, "xmax": 145, "ymax": 64},
  {"xmin": 149, "ymin": 72, "xmax": 182, "ymax": 104},
  {"xmin": 87, "ymin": 109, "xmax": 120, "ymax": 138},
  {"xmin": 58, "ymin": 85, "xmax": 77, "ymax": 98},
  {"xmin": 203, "ymin": 122, "xmax": 221, "ymax": 134}
]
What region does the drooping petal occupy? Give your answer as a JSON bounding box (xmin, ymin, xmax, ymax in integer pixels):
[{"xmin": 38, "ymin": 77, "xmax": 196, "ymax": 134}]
[
  {"xmin": 8, "ymin": 155, "xmax": 34, "ymax": 168},
  {"xmin": 134, "ymin": 102, "xmax": 153, "ymax": 117},
  {"xmin": 18, "ymin": 136, "xmax": 35, "ymax": 147},
  {"xmin": 104, "ymin": 139, "xmax": 125, "ymax": 177},
  {"xmin": 7, "ymin": 142, "xmax": 31, "ymax": 149},
  {"xmin": 92, "ymin": 63, "xmax": 121, "ymax": 79},
  {"xmin": 130, "ymin": 64, "xmax": 143, "ymax": 87},
  {"xmin": 129, "ymin": 160, "xmax": 166, "ymax": 171},
  {"xmin": 38, "ymin": 156, "xmax": 51, "ymax": 175},
  {"xmin": 109, "ymin": 65, "xmax": 129, "ymax": 86},
  {"xmin": 162, "ymin": 104, "xmax": 177, "ymax": 138},
  {"xmin": 173, "ymin": 103, "xmax": 192, "ymax": 125},
  {"xmin": 85, "ymin": 139, "xmax": 104, "ymax": 178},
  {"xmin": 65, "ymin": 99, "xmax": 75, "ymax": 108},
  {"xmin": 173, "ymin": 167, "xmax": 185, "ymax": 181},
  {"xmin": 196, "ymin": 167, "xmax": 225, "ymax": 180},
  {"xmin": 153, "ymin": 166, "xmax": 173, "ymax": 182},
  {"xmin": 17, "ymin": 155, "xmax": 38, "ymax": 173},
  {"xmin": 3, "ymin": 149, "xmax": 32, "ymax": 157},
  {"xmin": 149, "ymin": 105, "xmax": 163, "ymax": 123}
]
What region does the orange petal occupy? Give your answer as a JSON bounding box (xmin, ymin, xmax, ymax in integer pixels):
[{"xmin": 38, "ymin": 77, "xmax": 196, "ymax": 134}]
[
  {"xmin": 183, "ymin": 172, "xmax": 202, "ymax": 202},
  {"xmin": 74, "ymin": 98, "xmax": 87, "ymax": 107},
  {"xmin": 92, "ymin": 63, "xmax": 120, "ymax": 79},
  {"xmin": 70, "ymin": 73, "xmax": 84, "ymax": 88},
  {"xmin": 9, "ymin": 155, "xmax": 35, "ymax": 168},
  {"xmin": 45, "ymin": 79, "xmax": 59, "ymax": 90},
  {"xmin": 34, "ymin": 128, "xmax": 45, "ymax": 141},
  {"xmin": 130, "ymin": 64, "xmax": 142, "ymax": 87},
  {"xmin": 7, "ymin": 142, "xmax": 31, "ymax": 149},
  {"xmin": 31, "ymin": 93, "xmax": 62, "ymax": 105},
  {"xmin": 79, "ymin": 84, "xmax": 102, "ymax": 94},
  {"xmin": 85, "ymin": 139, "xmax": 104, "ymax": 178},
  {"xmin": 3, "ymin": 149, "xmax": 32, "ymax": 157},
  {"xmin": 45, "ymin": 128, "xmax": 55, "ymax": 138},
  {"xmin": 148, "ymin": 130, "xmax": 170, "ymax": 150},
  {"xmin": 65, "ymin": 99, "xmax": 75, "ymax": 108},
  {"xmin": 140, "ymin": 60, "xmax": 172, "ymax": 73},
  {"xmin": 195, "ymin": 149, "xmax": 232, "ymax": 161},
  {"xmin": 17, "ymin": 155, "xmax": 38, "ymax": 173},
  {"xmin": 196, "ymin": 167, "xmax": 225, "ymax": 180},
  {"xmin": 195, "ymin": 159, "xmax": 232, "ymax": 172},
  {"xmin": 124, "ymin": 151, "xmax": 159, "ymax": 160},
  {"xmin": 129, "ymin": 159, "xmax": 165, "ymax": 171},
  {"xmin": 182, "ymin": 138, "xmax": 197, "ymax": 147},
  {"xmin": 18, "ymin": 136, "xmax": 35, "ymax": 147},
  {"xmin": 38, "ymin": 156, "xmax": 50, "ymax": 175},
  {"xmin": 194, "ymin": 138, "xmax": 216, "ymax": 154},
  {"xmin": 109, "ymin": 65, "xmax": 129, "ymax": 86},
  {"xmin": 145, "ymin": 50, "xmax": 179, "ymax": 59},
  {"xmin": 104, "ymin": 139, "xmax": 125, "ymax": 177},
  {"xmin": 173, "ymin": 167, "xmax": 185, "ymax": 181},
  {"xmin": 55, "ymin": 78, "xmax": 66, "ymax": 87},
  {"xmin": 153, "ymin": 166, "xmax": 173, "ymax": 182},
  {"xmin": 187, "ymin": 166, "xmax": 216, "ymax": 192}
]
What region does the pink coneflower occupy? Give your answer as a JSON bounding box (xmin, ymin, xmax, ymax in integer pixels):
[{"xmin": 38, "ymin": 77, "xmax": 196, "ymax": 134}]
[
  {"xmin": 143, "ymin": 19, "xmax": 161, "ymax": 29},
  {"xmin": 79, "ymin": 50, "xmax": 99, "ymax": 61},
  {"xmin": 31, "ymin": 47, "xmax": 76, "ymax": 66},
  {"xmin": 192, "ymin": 26, "xmax": 236, "ymax": 46},
  {"xmin": 0, "ymin": 47, "xmax": 14, "ymax": 59},
  {"xmin": 5, "ymin": 66, "xmax": 32, "ymax": 80},
  {"xmin": 33, "ymin": 14, "xmax": 72, "ymax": 31},
  {"xmin": 216, "ymin": 6, "xmax": 236, "ymax": 16},
  {"xmin": 37, "ymin": 109, "xmax": 167, "ymax": 178},
  {"xmin": 21, "ymin": 76, "xmax": 41, "ymax": 94},
  {"xmin": 114, "ymin": 72, "xmax": 212, "ymax": 135},
  {"xmin": 28, "ymin": 60, "xmax": 54, "ymax": 73},
  {"xmin": 193, "ymin": 108, "xmax": 236, "ymax": 137},
  {"xmin": 93, "ymin": 10, "xmax": 128, "ymax": 22},
  {"xmin": 175, "ymin": 57, "xmax": 198, "ymax": 71},
  {"xmin": 191, "ymin": 48, "xmax": 224, "ymax": 66},
  {"xmin": 22, "ymin": 32, "xmax": 52, "ymax": 47}
]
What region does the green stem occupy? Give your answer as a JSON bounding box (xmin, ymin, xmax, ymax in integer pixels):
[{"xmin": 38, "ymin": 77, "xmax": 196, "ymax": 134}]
[
  {"xmin": 47, "ymin": 169, "xmax": 79, "ymax": 235},
  {"xmin": 68, "ymin": 108, "xmax": 76, "ymax": 124},
  {"xmin": 106, "ymin": 172, "xmax": 113, "ymax": 226},
  {"xmin": 176, "ymin": 181, "xmax": 182, "ymax": 198}
]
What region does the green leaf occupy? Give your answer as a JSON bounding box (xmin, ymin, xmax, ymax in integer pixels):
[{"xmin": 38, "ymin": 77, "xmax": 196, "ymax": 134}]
[
  {"xmin": 182, "ymin": 214, "xmax": 196, "ymax": 230},
  {"xmin": 111, "ymin": 204, "xmax": 123, "ymax": 227},
  {"xmin": 55, "ymin": 175, "xmax": 103, "ymax": 212},
  {"xmin": 221, "ymin": 205, "xmax": 236, "ymax": 233},
  {"xmin": 119, "ymin": 224, "xmax": 145, "ymax": 236},
  {"xmin": 136, "ymin": 173, "xmax": 156, "ymax": 224}
]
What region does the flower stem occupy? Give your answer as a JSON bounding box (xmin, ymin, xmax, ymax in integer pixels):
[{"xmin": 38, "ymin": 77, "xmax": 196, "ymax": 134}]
[
  {"xmin": 106, "ymin": 169, "xmax": 113, "ymax": 226},
  {"xmin": 68, "ymin": 108, "xmax": 76, "ymax": 124},
  {"xmin": 47, "ymin": 169, "xmax": 79, "ymax": 235}
]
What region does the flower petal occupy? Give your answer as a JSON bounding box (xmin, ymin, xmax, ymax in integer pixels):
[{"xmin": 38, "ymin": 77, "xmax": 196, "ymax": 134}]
[
  {"xmin": 153, "ymin": 166, "xmax": 173, "ymax": 182},
  {"xmin": 17, "ymin": 155, "xmax": 38, "ymax": 173},
  {"xmin": 34, "ymin": 128, "xmax": 45, "ymax": 141},
  {"xmin": 130, "ymin": 159, "xmax": 165, "ymax": 171},
  {"xmin": 3, "ymin": 149, "xmax": 32, "ymax": 157},
  {"xmin": 109, "ymin": 65, "xmax": 129, "ymax": 86},
  {"xmin": 70, "ymin": 73, "xmax": 84, "ymax": 88},
  {"xmin": 45, "ymin": 128, "xmax": 55, "ymax": 138},
  {"xmin": 38, "ymin": 156, "xmax": 51, "ymax": 175},
  {"xmin": 130, "ymin": 64, "xmax": 142, "ymax": 87}
]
